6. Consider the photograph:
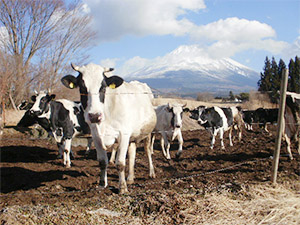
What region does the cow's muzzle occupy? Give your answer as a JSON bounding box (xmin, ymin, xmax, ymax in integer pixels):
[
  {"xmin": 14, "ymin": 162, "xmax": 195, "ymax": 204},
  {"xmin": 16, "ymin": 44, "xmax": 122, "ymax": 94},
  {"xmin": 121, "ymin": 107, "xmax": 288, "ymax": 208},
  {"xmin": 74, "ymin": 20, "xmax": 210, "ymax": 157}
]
[
  {"xmin": 30, "ymin": 110, "xmax": 41, "ymax": 116},
  {"xmin": 198, "ymin": 119, "xmax": 207, "ymax": 125},
  {"xmin": 88, "ymin": 113, "xmax": 102, "ymax": 123}
]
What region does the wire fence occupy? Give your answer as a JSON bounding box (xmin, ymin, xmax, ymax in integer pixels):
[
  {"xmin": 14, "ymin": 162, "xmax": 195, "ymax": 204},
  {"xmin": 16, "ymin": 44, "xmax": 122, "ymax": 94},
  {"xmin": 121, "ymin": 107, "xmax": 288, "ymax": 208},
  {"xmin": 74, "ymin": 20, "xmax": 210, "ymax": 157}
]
[
  {"xmin": 0, "ymin": 121, "xmax": 298, "ymax": 198},
  {"xmin": 0, "ymin": 154, "xmax": 276, "ymax": 198}
]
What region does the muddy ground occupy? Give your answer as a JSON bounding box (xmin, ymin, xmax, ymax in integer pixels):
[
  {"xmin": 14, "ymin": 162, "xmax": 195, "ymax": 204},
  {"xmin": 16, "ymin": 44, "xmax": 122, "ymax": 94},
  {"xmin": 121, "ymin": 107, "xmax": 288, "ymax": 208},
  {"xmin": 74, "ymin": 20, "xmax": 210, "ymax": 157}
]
[{"xmin": 1, "ymin": 125, "xmax": 300, "ymax": 210}]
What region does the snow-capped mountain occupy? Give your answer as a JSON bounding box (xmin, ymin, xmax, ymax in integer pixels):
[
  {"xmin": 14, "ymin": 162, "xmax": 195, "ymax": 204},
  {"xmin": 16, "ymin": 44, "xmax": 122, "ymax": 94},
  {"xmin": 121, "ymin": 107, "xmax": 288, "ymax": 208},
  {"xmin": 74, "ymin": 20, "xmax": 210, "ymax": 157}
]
[{"xmin": 126, "ymin": 45, "xmax": 260, "ymax": 96}]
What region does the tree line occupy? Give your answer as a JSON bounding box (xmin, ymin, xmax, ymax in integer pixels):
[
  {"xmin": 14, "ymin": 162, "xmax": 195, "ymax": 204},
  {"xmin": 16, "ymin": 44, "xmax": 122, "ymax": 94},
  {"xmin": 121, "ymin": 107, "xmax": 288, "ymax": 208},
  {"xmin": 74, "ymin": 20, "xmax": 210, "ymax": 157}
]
[{"xmin": 257, "ymin": 56, "xmax": 300, "ymax": 103}]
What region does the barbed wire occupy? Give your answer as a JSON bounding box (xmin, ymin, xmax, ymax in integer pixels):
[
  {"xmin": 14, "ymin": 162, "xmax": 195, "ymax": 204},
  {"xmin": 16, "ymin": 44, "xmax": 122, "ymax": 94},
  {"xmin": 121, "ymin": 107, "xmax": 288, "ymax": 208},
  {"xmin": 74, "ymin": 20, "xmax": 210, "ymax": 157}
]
[
  {"xmin": 0, "ymin": 154, "xmax": 275, "ymax": 198},
  {"xmin": 0, "ymin": 122, "xmax": 297, "ymax": 198},
  {"xmin": 1, "ymin": 121, "xmax": 300, "ymax": 141}
]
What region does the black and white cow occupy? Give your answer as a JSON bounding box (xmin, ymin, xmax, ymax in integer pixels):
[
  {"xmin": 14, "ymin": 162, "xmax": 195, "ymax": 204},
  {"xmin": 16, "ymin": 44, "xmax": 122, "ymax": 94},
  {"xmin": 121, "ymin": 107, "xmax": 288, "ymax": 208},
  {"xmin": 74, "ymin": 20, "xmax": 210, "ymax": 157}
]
[
  {"xmin": 190, "ymin": 106, "xmax": 243, "ymax": 149},
  {"xmin": 61, "ymin": 63, "xmax": 157, "ymax": 194},
  {"xmin": 242, "ymin": 108, "xmax": 278, "ymax": 132},
  {"xmin": 283, "ymin": 92, "xmax": 300, "ymax": 160},
  {"xmin": 151, "ymin": 103, "xmax": 186, "ymax": 159},
  {"xmin": 17, "ymin": 100, "xmax": 51, "ymax": 133},
  {"xmin": 29, "ymin": 91, "xmax": 92, "ymax": 167},
  {"xmin": 242, "ymin": 109, "xmax": 255, "ymax": 130},
  {"xmin": 253, "ymin": 108, "xmax": 278, "ymax": 133}
]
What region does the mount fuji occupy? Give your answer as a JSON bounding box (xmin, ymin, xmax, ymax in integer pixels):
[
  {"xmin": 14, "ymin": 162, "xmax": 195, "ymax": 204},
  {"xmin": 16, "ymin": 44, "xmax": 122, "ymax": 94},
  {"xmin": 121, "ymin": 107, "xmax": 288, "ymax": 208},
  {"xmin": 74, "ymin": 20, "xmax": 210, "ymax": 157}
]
[{"xmin": 125, "ymin": 45, "xmax": 260, "ymax": 96}]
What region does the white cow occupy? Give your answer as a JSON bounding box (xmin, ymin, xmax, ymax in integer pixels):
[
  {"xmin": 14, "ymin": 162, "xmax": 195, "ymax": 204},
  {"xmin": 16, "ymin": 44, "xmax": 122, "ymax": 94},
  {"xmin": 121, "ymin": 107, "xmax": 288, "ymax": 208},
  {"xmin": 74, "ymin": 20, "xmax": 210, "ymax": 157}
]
[
  {"xmin": 151, "ymin": 103, "xmax": 185, "ymax": 159},
  {"xmin": 61, "ymin": 63, "xmax": 157, "ymax": 194}
]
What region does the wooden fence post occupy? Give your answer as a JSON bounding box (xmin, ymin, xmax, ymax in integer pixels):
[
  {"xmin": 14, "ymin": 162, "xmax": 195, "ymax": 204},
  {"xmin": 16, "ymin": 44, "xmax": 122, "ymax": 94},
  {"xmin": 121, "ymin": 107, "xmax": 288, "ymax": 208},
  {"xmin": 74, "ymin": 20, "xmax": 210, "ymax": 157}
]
[{"xmin": 271, "ymin": 68, "xmax": 289, "ymax": 184}]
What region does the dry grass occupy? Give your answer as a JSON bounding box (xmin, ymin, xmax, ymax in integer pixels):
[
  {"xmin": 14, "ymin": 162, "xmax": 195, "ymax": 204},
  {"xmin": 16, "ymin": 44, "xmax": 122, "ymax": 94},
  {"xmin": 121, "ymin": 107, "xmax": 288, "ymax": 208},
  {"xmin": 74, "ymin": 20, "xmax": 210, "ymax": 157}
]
[
  {"xmin": 152, "ymin": 97, "xmax": 239, "ymax": 109},
  {"xmin": 241, "ymin": 91, "xmax": 277, "ymax": 110},
  {"xmin": 185, "ymin": 183, "xmax": 300, "ymax": 224},
  {"xmin": 2, "ymin": 109, "xmax": 25, "ymax": 126},
  {"xmin": 1, "ymin": 182, "xmax": 299, "ymax": 224}
]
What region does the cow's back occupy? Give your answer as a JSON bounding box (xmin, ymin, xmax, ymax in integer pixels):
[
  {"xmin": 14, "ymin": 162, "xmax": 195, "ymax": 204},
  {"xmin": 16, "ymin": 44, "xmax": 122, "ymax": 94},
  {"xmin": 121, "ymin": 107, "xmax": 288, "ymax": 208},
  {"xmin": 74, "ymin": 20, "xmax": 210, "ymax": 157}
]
[{"xmin": 104, "ymin": 81, "xmax": 156, "ymax": 140}]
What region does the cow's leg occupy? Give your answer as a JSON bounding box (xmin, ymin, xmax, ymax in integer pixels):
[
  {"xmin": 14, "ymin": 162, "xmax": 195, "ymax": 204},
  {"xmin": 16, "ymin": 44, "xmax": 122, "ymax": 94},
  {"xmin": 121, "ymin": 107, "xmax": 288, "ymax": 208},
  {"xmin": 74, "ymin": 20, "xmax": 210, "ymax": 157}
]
[
  {"xmin": 175, "ymin": 130, "xmax": 183, "ymax": 158},
  {"xmin": 57, "ymin": 142, "xmax": 63, "ymax": 159},
  {"xmin": 127, "ymin": 142, "xmax": 136, "ymax": 184},
  {"xmin": 210, "ymin": 129, "xmax": 217, "ymax": 149},
  {"xmin": 85, "ymin": 137, "xmax": 93, "ymax": 156},
  {"xmin": 115, "ymin": 135, "xmax": 130, "ymax": 194},
  {"xmin": 229, "ymin": 127, "xmax": 233, "ymax": 147},
  {"xmin": 238, "ymin": 126, "xmax": 242, "ymax": 142},
  {"xmin": 150, "ymin": 133, "xmax": 156, "ymax": 155},
  {"xmin": 220, "ymin": 129, "xmax": 226, "ymax": 149},
  {"xmin": 109, "ymin": 147, "xmax": 117, "ymax": 165},
  {"xmin": 63, "ymin": 139, "xmax": 72, "ymax": 168},
  {"xmin": 284, "ymin": 134, "xmax": 293, "ymax": 160},
  {"xmin": 93, "ymin": 133, "xmax": 108, "ymax": 188},
  {"xmin": 264, "ymin": 124, "xmax": 269, "ymax": 133},
  {"xmin": 144, "ymin": 134, "xmax": 156, "ymax": 178},
  {"xmin": 160, "ymin": 132, "xmax": 170, "ymax": 159}
]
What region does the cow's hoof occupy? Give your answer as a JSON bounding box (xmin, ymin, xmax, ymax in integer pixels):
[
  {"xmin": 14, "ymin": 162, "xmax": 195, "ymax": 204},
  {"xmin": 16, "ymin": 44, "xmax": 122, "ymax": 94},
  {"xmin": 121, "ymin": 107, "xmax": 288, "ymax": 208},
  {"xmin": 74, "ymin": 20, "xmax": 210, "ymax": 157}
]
[
  {"xmin": 99, "ymin": 180, "xmax": 107, "ymax": 188},
  {"xmin": 119, "ymin": 187, "xmax": 128, "ymax": 194},
  {"xmin": 65, "ymin": 164, "xmax": 71, "ymax": 168},
  {"xmin": 149, "ymin": 173, "xmax": 156, "ymax": 179},
  {"xmin": 127, "ymin": 179, "xmax": 134, "ymax": 185},
  {"xmin": 175, "ymin": 152, "xmax": 182, "ymax": 159}
]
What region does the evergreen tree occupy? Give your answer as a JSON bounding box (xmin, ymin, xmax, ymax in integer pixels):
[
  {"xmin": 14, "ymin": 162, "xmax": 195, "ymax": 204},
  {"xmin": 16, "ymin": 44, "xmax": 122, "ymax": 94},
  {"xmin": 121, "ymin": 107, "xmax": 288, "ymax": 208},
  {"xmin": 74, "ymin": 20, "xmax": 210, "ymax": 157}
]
[
  {"xmin": 294, "ymin": 56, "xmax": 300, "ymax": 93},
  {"xmin": 229, "ymin": 91, "xmax": 235, "ymax": 100},
  {"xmin": 269, "ymin": 57, "xmax": 279, "ymax": 103},
  {"xmin": 277, "ymin": 59, "xmax": 286, "ymax": 81},
  {"xmin": 274, "ymin": 59, "xmax": 286, "ymax": 99},
  {"xmin": 258, "ymin": 56, "xmax": 272, "ymax": 92},
  {"xmin": 288, "ymin": 58, "xmax": 297, "ymax": 92}
]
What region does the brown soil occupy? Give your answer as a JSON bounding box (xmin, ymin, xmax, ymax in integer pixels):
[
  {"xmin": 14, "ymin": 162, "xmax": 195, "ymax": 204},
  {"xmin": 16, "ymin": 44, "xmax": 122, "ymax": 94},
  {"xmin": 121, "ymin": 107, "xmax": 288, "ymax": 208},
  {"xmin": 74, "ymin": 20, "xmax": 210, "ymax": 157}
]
[{"xmin": 1, "ymin": 125, "xmax": 299, "ymax": 210}]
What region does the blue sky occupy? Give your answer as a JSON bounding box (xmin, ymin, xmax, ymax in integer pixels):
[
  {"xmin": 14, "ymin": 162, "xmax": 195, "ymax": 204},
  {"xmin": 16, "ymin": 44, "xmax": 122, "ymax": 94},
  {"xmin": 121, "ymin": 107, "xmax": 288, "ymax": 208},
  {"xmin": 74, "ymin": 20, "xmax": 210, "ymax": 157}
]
[{"xmin": 82, "ymin": 0, "xmax": 300, "ymax": 75}]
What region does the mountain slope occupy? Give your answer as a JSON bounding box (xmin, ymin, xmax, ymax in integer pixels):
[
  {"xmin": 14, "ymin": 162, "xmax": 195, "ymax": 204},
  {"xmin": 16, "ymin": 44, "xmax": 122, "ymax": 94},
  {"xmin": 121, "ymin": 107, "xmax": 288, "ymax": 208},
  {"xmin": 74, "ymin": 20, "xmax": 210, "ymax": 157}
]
[{"xmin": 126, "ymin": 45, "xmax": 260, "ymax": 95}]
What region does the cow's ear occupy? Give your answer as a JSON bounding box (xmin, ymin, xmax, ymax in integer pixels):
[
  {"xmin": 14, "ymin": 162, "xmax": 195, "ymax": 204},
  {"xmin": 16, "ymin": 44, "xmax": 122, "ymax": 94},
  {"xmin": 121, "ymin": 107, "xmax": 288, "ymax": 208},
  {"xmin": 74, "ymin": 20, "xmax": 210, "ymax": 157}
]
[
  {"xmin": 31, "ymin": 95, "xmax": 36, "ymax": 102},
  {"xmin": 105, "ymin": 76, "xmax": 124, "ymax": 89},
  {"xmin": 49, "ymin": 94, "xmax": 56, "ymax": 100},
  {"xmin": 183, "ymin": 108, "xmax": 190, "ymax": 112},
  {"xmin": 61, "ymin": 75, "xmax": 78, "ymax": 89}
]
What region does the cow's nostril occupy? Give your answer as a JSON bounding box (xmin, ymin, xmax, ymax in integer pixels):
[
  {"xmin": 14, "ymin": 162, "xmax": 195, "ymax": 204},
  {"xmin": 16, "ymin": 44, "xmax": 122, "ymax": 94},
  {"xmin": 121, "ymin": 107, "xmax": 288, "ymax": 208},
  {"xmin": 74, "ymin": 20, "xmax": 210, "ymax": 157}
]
[{"xmin": 88, "ymin": 113, "xmax": 102, "ymax": 123}]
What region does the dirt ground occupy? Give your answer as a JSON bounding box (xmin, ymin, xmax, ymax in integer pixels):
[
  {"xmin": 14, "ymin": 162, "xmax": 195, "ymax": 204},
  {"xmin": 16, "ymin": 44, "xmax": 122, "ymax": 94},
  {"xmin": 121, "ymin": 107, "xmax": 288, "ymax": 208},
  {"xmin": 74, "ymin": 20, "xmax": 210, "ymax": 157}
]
[{"xmin": 1, "ymin": 122, "xmax": 299, "ymax": 211}]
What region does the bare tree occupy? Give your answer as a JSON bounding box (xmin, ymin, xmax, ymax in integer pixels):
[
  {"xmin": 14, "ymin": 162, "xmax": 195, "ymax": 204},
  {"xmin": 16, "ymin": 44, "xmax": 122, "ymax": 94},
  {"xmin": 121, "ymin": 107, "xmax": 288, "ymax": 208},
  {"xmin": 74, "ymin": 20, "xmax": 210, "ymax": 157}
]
[{"xmin": 0, "ymin": 0, "xmax": 96, "ymax": 108}]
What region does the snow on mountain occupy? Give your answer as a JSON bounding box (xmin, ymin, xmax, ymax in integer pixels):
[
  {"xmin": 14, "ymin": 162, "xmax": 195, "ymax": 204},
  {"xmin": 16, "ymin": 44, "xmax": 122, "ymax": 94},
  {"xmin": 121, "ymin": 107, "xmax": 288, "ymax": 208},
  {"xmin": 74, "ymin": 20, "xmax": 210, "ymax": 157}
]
[{"xmin": 126, "ymin": 45, "xmax": 260, "ymax": 95}]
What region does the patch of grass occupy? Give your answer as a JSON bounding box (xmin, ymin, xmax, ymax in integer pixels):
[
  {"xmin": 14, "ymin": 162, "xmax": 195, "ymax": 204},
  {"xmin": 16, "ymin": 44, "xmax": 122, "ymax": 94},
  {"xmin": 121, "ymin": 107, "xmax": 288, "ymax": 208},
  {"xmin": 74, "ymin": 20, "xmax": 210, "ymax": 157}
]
[{"xmin": 1, "ymin": 182, "xmax": 299, "ymax": 224}]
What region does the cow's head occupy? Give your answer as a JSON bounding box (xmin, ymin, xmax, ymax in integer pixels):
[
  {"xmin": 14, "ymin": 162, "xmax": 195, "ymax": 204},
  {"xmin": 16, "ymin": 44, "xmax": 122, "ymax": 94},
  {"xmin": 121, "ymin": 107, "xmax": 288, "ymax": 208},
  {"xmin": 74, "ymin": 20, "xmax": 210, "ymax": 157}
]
[
  {"xmin": 61, "ymin": 63, "xmax": 124, "ymax": 124},
  {"xmin": 189, "ymin": 106, "xmax": 207, "ymax": 124},
  {"xmin": 30, "ymin": 91, "xmax": 56, "ymax": 117},
  {"xmin": 166, "ymin": 103, "xmax": 186, "ymax": 128}
]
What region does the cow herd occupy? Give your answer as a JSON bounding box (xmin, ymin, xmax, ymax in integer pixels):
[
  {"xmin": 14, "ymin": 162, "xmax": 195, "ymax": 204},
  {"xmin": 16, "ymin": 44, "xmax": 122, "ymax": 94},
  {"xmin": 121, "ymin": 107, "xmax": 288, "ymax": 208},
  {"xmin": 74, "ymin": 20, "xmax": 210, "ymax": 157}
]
[{"xmin": 12, "ymin": 63, "xmax": 300, "ymax": 193}]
